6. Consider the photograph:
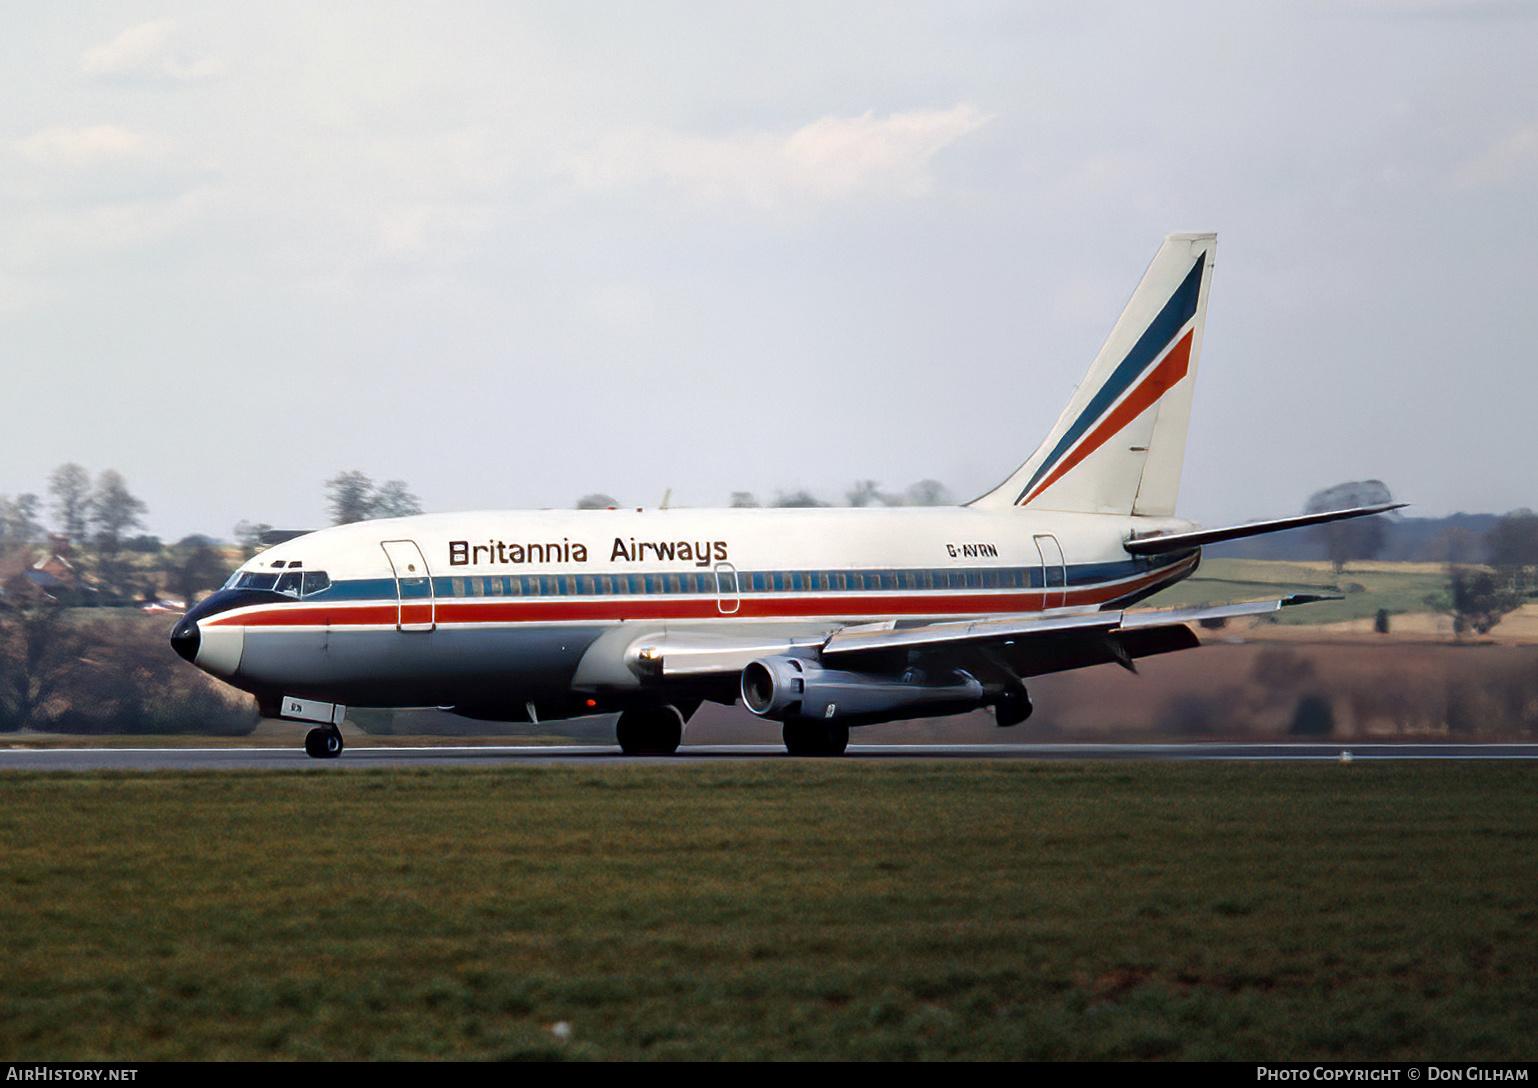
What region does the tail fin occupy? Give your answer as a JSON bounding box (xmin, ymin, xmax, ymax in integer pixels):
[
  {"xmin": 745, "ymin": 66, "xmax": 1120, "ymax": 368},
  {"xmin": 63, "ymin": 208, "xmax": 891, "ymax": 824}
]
[{"xmin": 970, "ymin": 233, "xmax": 1216, "ymax": 516}]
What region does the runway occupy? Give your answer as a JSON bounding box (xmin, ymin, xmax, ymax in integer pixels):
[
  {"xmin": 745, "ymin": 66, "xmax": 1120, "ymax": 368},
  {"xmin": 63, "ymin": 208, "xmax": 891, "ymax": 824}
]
[{"xmin": 2, "ymin": 742, "xmax": 1536, "ymax": 771}]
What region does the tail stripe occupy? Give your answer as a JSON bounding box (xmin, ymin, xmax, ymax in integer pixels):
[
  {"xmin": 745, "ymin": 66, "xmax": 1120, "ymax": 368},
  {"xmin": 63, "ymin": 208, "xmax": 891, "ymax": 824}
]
[
  {"xmin": 1018, "ymin": 329, "xmax": 1194, "ymax": 506},
  {"xmin": 1013, "ymin": 252, "xmax": 1206, "ymax": 506}
]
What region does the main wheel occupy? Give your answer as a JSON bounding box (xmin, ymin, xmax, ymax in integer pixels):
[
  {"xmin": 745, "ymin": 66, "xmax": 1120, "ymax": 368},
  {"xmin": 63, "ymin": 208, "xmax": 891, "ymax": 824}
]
[
  {"xmin": 783, "ymin": 720, "xmax": 849, "ymax": 757},
  {"xmin": 304, "ymin": 726, "xmax": 344, "ymax": 759},
  {"xmin": 615, "ymin": 706, "xmax": 684, "ymax": 755}
]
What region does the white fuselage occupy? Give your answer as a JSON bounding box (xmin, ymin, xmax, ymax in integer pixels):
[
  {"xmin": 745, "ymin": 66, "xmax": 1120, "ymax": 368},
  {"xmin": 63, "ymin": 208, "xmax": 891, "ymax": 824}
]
[{"xmin": 179, "ymin": 505, "xmax": 1198, "ymax": 720}]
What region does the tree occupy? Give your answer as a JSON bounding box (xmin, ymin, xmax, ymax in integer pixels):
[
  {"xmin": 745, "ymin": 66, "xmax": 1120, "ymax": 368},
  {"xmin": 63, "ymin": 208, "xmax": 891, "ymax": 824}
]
[
  {"xmin": 1305, "ymin": 480, "xmax": 1394, "ymax": 573},
  {"xmin": 0, "ymin": 603, "xmax": 93, "ymax": 731},
  {"xmin": 1424, "ymin": 526, "xmax": 1483, "ymax": 566},
  {"xmin": 371, "ymin": 480, "xmax": 423, "ymax": 519},
  {"xmin": 576, "ymin": 494, "xmax": 619, "ymax": 510},
  {"xmin": 1487, "ymin": 509, "xmax": 1538, "ymax": 594},
  {"xmin": 169, "ymin": 535, "xmax": 231, "ymax": 609},
  {"xmin": 0, "ymin": 494, "xmax": 41, "ymax": 549},
  {"xmin": 1444, "ymin": 567, "xmax": 1524, "ymax": 638},
  {"xmin": 325, "ymin": 471, "xmax": 376, "ymax": 525},
  {"xmin": 773, "ymin": 490, "xmax": 828, "ymax": 508},
  {"xmin": 233, "ymin": 520, "xmax": 273, "ymax": 558},
  {"xmin": 49, "ymin": 464, "xmax": 92, "ymax": 543},
  {"xmin": 325, "ymin": 472, "xmax": 423, "ymax": 524},
  {"xmin": 904, "ymin": 479, "xmax": 953, "ymax": 507},
  {"xmin": 730, "ymin": 492, "xmax": 760, "ymax": 508},
  {"xmin": 88, "ymin": 470, "xmax": 147, "ymax": 558},
  {"xmin": 846, "ymin": 480, "xmax": 891, "ymax": 507}
]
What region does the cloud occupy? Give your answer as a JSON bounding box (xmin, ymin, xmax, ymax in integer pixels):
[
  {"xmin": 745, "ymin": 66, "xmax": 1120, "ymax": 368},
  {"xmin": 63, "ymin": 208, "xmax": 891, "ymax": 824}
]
[
  {"xmin": 570, "ymin": 105, "xmax": 993, "ymax": 209},
  {"xmin": 14, "ymin": 125, "xmax": 151, "ymax": 167},
  {"xmin": 7, "ymin": 186, "xmax": 219, "ymax": 263},
  {"xmin": 1449, "ymin": 124, "xmax": 1538, "ymax": 189},
  {"xmin": 80, "ymin": 20, "xmax": 222, "ymax": 81}
]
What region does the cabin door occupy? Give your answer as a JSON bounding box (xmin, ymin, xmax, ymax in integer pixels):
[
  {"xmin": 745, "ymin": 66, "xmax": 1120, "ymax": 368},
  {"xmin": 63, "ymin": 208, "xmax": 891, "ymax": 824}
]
[
  {"xmin": 381, "ymin": 539, "xmax": 436, "ymax": 631},
  {"xmin": 714, "ymin": 563, "xmax": 741, "ymax": 615},
  {"xmin": 1033, "ymin": 534, "xmax": 1067, "ymax": 610}
]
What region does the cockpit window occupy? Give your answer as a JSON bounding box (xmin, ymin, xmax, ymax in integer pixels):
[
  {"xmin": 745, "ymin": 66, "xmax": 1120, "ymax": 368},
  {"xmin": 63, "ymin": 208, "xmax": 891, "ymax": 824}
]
[{"xmin": 228, "ymin": 570, "xmax": 330, "ymax": 597}]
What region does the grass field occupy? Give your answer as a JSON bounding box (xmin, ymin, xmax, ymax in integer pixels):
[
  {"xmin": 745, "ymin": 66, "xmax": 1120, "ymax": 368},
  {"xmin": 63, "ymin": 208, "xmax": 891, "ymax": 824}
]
[
  {"xmin": 1142, "ymin": 558, "xmax": 1454, "ymax": 626},
  {"xmin": 1, "ymin": 762, "xmax": 1535, "ymax": 1060}
]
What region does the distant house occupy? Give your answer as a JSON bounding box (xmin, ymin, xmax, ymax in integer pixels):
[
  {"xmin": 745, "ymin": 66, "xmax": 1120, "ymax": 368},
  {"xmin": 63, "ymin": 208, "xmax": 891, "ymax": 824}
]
[{"xmin": 0, "ymin": 543, "xmax": 77, "ymax": 606}]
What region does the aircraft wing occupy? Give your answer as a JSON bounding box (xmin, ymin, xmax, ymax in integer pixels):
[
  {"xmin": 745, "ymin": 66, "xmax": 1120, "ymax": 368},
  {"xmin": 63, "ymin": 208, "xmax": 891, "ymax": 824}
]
[
  {"xmin": 626, "ymin": 594, "xmax": 1333, "ymax": 686},
  {"xmin": 816, "ymin": 595, "xmax": 1331, "ymax": 677}
]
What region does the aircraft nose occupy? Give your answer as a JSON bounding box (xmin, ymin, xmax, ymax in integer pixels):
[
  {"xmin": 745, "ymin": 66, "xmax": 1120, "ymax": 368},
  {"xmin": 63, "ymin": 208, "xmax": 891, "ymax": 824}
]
[{"xmin": 170, "ymin": 615, "xmax": 200, "ymax": 663}]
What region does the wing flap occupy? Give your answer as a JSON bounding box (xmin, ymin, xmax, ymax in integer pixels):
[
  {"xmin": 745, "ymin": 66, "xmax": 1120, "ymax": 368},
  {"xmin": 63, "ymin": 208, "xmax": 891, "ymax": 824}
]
[{"xmin": 821, "ymin": 610, "xmax": 1121, "ymax": 656}]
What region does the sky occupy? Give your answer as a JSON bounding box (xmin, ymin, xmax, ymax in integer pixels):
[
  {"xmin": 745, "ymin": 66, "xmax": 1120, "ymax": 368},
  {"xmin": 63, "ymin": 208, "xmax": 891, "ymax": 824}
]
[{"xmin": 3, "ymin": 1, "xmax": 1536, "ymax": 541}]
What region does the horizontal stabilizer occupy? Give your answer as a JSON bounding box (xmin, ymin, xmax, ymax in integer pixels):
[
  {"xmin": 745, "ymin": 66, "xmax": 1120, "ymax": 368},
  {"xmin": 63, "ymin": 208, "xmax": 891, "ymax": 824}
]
[{"xmin": 1123, "ymin": 503, "xmax": 1405, "ymax": 555}]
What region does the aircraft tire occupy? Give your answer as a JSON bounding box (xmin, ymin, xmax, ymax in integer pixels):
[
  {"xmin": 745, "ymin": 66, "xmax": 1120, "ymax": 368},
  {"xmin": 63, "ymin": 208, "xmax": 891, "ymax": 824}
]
[
  {"xmin": 304, "ymin": 726, "xmax": 344, "ymax": 759},
  {"xmin": 783, "ymin": 720, "xmax": 849, "ymax": 757},
  {"xmin": 616, "ymin": 706, "xmax": 683, "ymax": 756}
]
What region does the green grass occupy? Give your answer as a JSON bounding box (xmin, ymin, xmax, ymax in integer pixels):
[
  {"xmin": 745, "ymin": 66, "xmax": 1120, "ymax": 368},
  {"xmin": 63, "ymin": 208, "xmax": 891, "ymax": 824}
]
[
  {"xmin": 1143, "ymin": 558, "xmax": 1452, "ymax": 624},
  {"xmin": 1, "ymin": 762, "xmax": 1535, "ymax": 1060}
]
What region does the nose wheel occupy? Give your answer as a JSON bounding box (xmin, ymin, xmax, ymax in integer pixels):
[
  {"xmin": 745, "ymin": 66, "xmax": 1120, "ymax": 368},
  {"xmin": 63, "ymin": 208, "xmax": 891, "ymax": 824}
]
[{"xmin": 304, "ymin": 726, "xmax": 344, "ymax": 759}]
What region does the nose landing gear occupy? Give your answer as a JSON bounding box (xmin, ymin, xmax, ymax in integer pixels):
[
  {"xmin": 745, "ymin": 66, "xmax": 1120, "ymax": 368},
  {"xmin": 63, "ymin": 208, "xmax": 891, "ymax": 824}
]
[{"xmin": 303, "ymin": 726, "xmax": 344, "ymax": 759}]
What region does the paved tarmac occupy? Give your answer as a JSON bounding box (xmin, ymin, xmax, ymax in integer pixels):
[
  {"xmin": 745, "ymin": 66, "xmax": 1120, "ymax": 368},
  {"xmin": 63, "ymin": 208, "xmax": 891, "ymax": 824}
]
[{"xmin": 1, "ymin": 742, "xmax": 1535, "ymax": 771}]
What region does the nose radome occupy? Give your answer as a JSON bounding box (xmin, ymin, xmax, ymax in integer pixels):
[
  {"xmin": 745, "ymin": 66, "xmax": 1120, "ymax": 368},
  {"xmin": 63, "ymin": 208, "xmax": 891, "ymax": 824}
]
[{"xmin": 170, "ymin": 616, "xmax": 200, "ymax": 663}]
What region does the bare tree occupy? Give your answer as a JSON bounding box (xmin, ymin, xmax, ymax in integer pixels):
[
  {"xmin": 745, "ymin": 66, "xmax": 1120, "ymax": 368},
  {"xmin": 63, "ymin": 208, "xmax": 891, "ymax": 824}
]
[
  {"xmin": 325, "ymin": 471, "xmax": 378, "ymax": 525},
  {"xmin": 1306, "ymin": 480, "xmax": 1395, "ymax": 573},
  {"xmin": 89, "ymin": 470, "xmax": 148, "ymax": 558},
  {"xmin": 49, "ymin": 464, "xmax": 92, "ymax": 543},
  {"xmin": 846, "ymin": 480, "xmax": 889, "ymax": 507},
  {"xmin": 0, "ymin": 603, "xmax": 92, "ymax": 731},
  {"xmin": 0, "ymin": 494, "xmax": 41, "ymax": 549},
  {"xmin": 372, "ymin": 480, "xmax": 423, "ymax": 519},
  {"xmin": 325, "ymin": 472, "xmax": 423, "ymax": 524},
  {"xmin": 904, "ymin": 479, "xmax": 953, "ymax": 506}
]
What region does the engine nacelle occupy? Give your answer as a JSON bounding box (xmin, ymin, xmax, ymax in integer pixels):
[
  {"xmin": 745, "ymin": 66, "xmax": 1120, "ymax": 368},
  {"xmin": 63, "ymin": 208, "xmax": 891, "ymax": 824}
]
[{"xmin": 740, "ymin": 655, "xmax": 986, "ymax": 726}]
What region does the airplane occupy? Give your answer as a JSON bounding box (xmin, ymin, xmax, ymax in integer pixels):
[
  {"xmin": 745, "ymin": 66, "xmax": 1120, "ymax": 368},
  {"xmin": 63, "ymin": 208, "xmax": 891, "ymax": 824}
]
[{"xmin": 171, "ymin": 232, "xmax": 1397, "ymax": 758}]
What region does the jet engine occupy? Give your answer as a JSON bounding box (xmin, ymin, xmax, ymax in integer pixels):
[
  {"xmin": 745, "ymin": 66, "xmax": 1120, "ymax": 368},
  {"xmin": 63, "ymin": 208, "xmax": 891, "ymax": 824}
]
[{"xmin": 740, "ymin": 655, "xmax": 986, "ymax": 726}]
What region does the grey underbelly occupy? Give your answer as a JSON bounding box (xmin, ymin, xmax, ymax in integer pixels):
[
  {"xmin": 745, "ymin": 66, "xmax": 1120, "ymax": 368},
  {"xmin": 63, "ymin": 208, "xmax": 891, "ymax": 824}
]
[{"xmin": 236, "ymin": 625, "xmax": 607, "ymax": 707}]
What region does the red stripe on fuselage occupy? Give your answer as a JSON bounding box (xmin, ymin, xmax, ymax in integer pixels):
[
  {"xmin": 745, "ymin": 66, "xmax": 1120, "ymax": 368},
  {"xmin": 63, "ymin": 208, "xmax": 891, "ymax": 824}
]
[{"xmin": 203, "ymin": 555, "xmax": 1196, "ymax": 630}]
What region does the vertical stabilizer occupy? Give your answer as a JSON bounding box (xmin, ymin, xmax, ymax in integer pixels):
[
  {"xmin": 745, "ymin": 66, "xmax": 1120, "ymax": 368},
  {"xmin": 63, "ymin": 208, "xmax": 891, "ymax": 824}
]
[{"xmin": 970, "ymin": 233, "xmax": 1216, "ymax": 516}]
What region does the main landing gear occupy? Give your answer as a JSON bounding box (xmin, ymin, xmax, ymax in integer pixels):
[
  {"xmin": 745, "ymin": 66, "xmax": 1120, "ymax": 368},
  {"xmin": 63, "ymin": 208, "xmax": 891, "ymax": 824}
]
[
  {"xmin": 304, "ymin": 725, "xmax": 344, "ymax": 759},
  {"xmin": 615, "ymin": 705, "xmax": 685, "ymax": 756},
  {"xmin": 783, "ymin": 719, "xmax": 849, "ymax": 757}
]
